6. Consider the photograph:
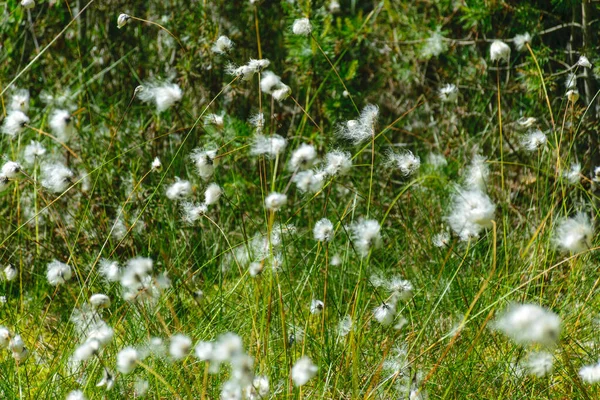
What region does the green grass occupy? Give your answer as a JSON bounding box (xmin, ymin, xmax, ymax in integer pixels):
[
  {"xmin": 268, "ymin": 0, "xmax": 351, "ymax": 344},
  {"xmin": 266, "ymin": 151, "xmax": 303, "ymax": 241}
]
[{"xmin": 1, "ymin": 1, "xmax": 600, "ymax": 399}]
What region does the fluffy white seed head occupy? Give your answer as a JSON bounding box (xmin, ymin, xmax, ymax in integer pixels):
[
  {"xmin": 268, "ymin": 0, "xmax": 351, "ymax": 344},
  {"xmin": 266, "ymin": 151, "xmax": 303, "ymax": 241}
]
[
  {"xmin": 324, "ymin": 150, "xmax": 352, "ymax": 176},
  {"xmin": 190, "ymin": 148, "xmax": 217, "ymax": 180},
  {"xmin": 289, "ymin": 143, "xmax": 317, "ymax": 170},
  {"xmin": 310, "ymin": 299, "xmax": 324, "ymax": 314},
  {"xmin": 9, "ymin": 89, "xmax": 30, "ymax": 112},
  {"xmin": 524, "ymin": 351, "xmax": 554, "ymax": 377},
  {"xmin": 464, "ymin": 155, "xmax": 489, "ymax": 190},
  {"xmin": 517, "ymin": 117, "xmax": 537, "ymax": 129},
  {"xmin": 169, "ymin": 334, "xmax": 193, "ymax": 360},
  {"xmin": 212, "ymin": 35, "xmax": 234, "ymax": 54},
  {"xmin": 579, "ymin": 361, "xmax": 600, "ymax": 383},
  {"xmin": 265, "ymin": 192, "xmax": 287, "ymax": 211},
  {"xmin": 66, "ymin": 390, "xmax": 86, "ymax": 400},
  {"xmin": 49, "ymin": 109, "xmax": 73, "ymax": 142},
  {"xmin": 336, "ymin": 105, "xmax": 379, "ymax": 145},
  {"xmin": 46, "ymin": 260, "xmax": 72, "ymax": 286},
  {"xmin": 151, "ymin": 157, "xmax": 162, "ymax": 171},
  {"xmin": 73, "ymin": 339, "xmax": 100, "ymax": 361},
  {"xmin": 90, "ymin": 294, "xmax": 111, "ymax": 309},
  {"xmin": 387, "ymin": 150, "xmax": 420, "ymax": 176},
  {"xmin": 272, "ymin": 85, "xmax": 292, "ymax": 101},
  {"xmin": 0, "ymin": 175, "xmax": 9, "ymax": 192},
  {"xmin": 227, "ymin": 59, "xmax": 270, "ymax": 80},
  {"xmin": 117, "ymin": 347, "xmax": 139, "ymax": 373},
  {"xmin": 432, "ymin": 231, "xmax": 450, "ymax": 247},
  {"xmin": 1, "ymin": 110, "xmax": 29, "ymax": 138},
  {"xmin": 291, "ymin": 356, "xmax": 318, "ymax": 386},
  {"xmin": 260, "ymin": 71, "xmax": 282, "ymax": 94},
  {"xmin": 99, "ymin": 259, "xmax": 121, "ymax": 282},
  {"xmin": 513, "ymin": 33, "xmax": 531, "ymax": 52},
  {"xmin": 553, "ymin": 212, "xmax": 593, "ymax": 253},
  {"xmin": 251, "ymin": 134, "xmax": 287, "ymax": 158},
  {"xmin": 1, "ymin": 161, "xmax": 22, "ymax": 179},
  {"xmin": 245, "ymin": 376, "xmax": 269, "ymax": 400},
  {"xmin": 204, "ymin": 183, "xmax": 222, "ymax": 205},
  {"xmin": 181, "ymin": 202, "xmax": 208, "ymax": 224},
  {"xmin": 490, "ymin": 40, "xmax": 511, "ymax": 62},
  {"xmin": 577, "ymin": 55, "xmax": 592, "ymax": 68},
  {"xmin": 137, "ymin": 82, "xmax": 183, "ymax": 112},
  {"xmin": 41, "ymin": 162, "xmax": 74, "ymax": 193},
  {"xmin": 439, "ymin": 83, "xmax": 458, "ymax": 102},
  {"xmin": 446, "ymin": 188, "xmax": 495, "ymax": 241},
  {"xmin": 521, "ymin": 129, "xmax": 547, "ymax": 151},
  {"xmin": 0, "ymin": 327, "xmax": 10, "ymax": 348},
  {"xmin": 21, "ymin": 0, "xmax": 35, "ymax": 9},
  {"xmin": 373, "ymin": 302, "xmax": 397, "ymax": 326},
  {"xmin": 351, "ymin": 219, "xmax": 382, "ymax": 257},
  {"xmin": 564, "ymin": 163, "xmax": 581, "ymax": 185},
  {"xmin": 23, "ymin": 141, "xmax": 46, "ymax": 165},
  {"xmin": 313, "ymin": 218, "xmax": 334, "ymax": 242},
  {"xmin": 117, "ymin": 13, "xmax": 130, "ymax": 29},
  {"xmin": 494, "ymin": 303, "xmax": 561, "ymax": 347},
  {"xmin": 3, "ymin": 265, "xmax": 17, "ymax": 281},
  {"xmin": 166, "ymin": 178, "xmax": 192, "ymax": 200},
  {"xmin": 292, "ymin": 18, "xmax": 312, "ymax": 36}
]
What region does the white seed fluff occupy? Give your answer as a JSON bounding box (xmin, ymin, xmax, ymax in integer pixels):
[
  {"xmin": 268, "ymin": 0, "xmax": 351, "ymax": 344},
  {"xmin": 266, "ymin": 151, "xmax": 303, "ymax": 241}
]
[
  {"xmin": 387, "ymin": 150, "xmax": 421, "ymax": 176},
  {"xmin": 553, "ymin": 212, "xmax": 593, "ymax": 253},
  {"xmin": 1, "ymin": 110, "xmax": 29, "ymax": 138},
  {"xmin": 117, "ymin": 347, "xmax": 139, "ymax": 373},
  {"xmin": 350, "ymin": 219, "xmax": 382, "ymax": 257},
  {"xmin": 292, "ymin": 18, "xmax": 312, "ymax": 36},
  {"xmin": 49, "ymin": 109, "xmax": 73, "ymax": 142},
  {"xmin": 291, "ymin": 356, "xmax": 318, "ymax": 386},
  {"xmin": 46, "ymin": 260, "xmax": 73, "ymax": 286},
  {"xmin": 490, "ymin": 40, "xmax": 511, "ymax": 63},
  {"xmin": 313, "ymin": 218, "xmax": 334, "ymax": 242},
  {"xmin": 446, "ymin": 188, "xmax": 495, "ymax": 241},
  {"xmin": 579, "ymin": 361, "xmax": 600, "ymax": 384},
  {"xmin": 166, "ymin": 178, "xmax": 192, "ymax": 200},
  {"xmin": 137, "ymin": 82, "xmax": 183, "ymax": 112},
  {"xmin": 494, "ymin": 303, "xmax": 561, "ymax": 347},
  {"xmin": 41, "ymin": 162, "xmax": 74, "ymax": 193},
  {"xmin": 265, "ymin": 192, "xmax": 287, "ymax": 211},
  {"xmin": 204, "ymin": 183, "xmax": 222, "ymax": 205},
  {"xmin": 289, "ymin": 143, "xmax": 317, "ymax": 170},
  {"xmin": 212, "ymin": 35, "xmax": 234, "ymax": 54}
]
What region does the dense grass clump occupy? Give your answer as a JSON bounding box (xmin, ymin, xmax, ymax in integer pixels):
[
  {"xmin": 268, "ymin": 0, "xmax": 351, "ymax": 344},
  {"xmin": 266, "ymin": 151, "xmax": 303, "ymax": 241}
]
[{"xmin": 2, "ymin": 1, "xmax": 600, "ymax": 399}]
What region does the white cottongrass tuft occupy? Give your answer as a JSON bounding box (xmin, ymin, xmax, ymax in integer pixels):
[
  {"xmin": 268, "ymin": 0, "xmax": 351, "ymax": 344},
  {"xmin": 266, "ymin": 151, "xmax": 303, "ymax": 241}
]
[
  {"xmin": 3, "ymin": 265, "xmax": 17, "ymax": 281},
  {"xmin": 49, "ymin": 109, "xmax": 73, "ymax": 142},
  {"xmin": 117, "ymin": 347, "xmax": 139, "ymax": 373},
  {"xmin": 446, "ymin": 188, "xmax": 495, "ymax": 241},
  {"xmin": 1, "ymin": 161, "xmax": 22, "ymax": 179},
  {"xmin": 293, "ymin": 170, "xmax": 325, "ymax": 194},
  {"xmin": 292, "ymin": 18, "xmax": 312, "ymax": 36},
  {"xmin": 517, "ymin": 117, "xmax": 537, "ymax": 129},
  {"xmin": 373, "ymin": 302, "xmax": 397, "ymax": 326},
  {"xmin": 23, "ymin": 141, "xmax": 46, "ymax": 165},
  {"xmin": 336, "ymin": 104, "xmax": 379, "ymax": 145},
  {"xmin": 137, "ymin": 81, "xmax": 183, "ymax": 112},
  {"xmin": 387, "ymin": 149, "xmax": 420, "ymax": 176},
  {"xmin": 313, "ymin": 218, "xmax": 334, "ymax": 242},
  {"xmin": 190, "ymin": 148, "xmax": 217, "ymax": 180},
  {"xmin": 564, "ymin": 163, "xmax": 581, "ymax": 185},
  {"xmin": 227, "ymin": 59, "xmax": 270, "ymax": 80},
  {"xmin": 0, "ymin": 175, "xmax": 9, "ymax": 192},
  {"xmin": 166, "ymin": 178, "xmax": 192, "ymax": 200},
  {"xmin": 291, "ymin": 356, "xmax": 318, "ymax": 386},
  {"xmin": 169, "ymin": 334, "xmax": 193, "ymax": 360},
  {"xmin": 21, "ymin": 0, "xmax": 35, "ymax": 9},
  {"xmin": 251, "ymin": 134, "xmax": 287, "ymax": 158},
  {"xmin": 204, "ymin": 183, "xmax": 222, "ymax": 205},
  {"xmin": 46, "ymin": 260, "xmax": 73, "ymax": 286},
  {"xmin": 490, "ymin": 40, "xmax": 511, "ymax": 63},
  {"xmin": 324, "ymin": 150, "xmax": 352, "ymax": 176},
  {"xmin": 212, "ymin": 35, "xmax": 234, "ymax": 54},
  {"xmin": 245, "ymin": 376, "xmax": 269, "ymax": 400},
  {"xmin": 439, "ymin": 83, "xmax": 458, "ymax": 102},
  {"xmin": 151, "ymin": 157, "xmax": 162, "ymax": 171},
  {"xmin": 272, "ymin": 85, "xmax": 292, "ymax": 101},
  {"xmin": 99, "ymin": 259, "xmax": 120, "ymax": 282},
  {"xmin": 181, "ymin": 202, "xmax": 208, "ymax": 224},
  {"xmin": 204, "ymin": 113, "xmax": 225, "ymax": 128},
  {"xmin": 464, "ymin": 155, "xmax": 489, "ymax": 190},
  {"xmin": 9, "ymin": 88, "xmax": 30, "ymax": 112},
  {"xmin": 265, "ymin": 192, "xmax": 287, "ymax": 211},
  {"xmin": 0, "ymin": 327, "xmax": 10, "ymax": 348},
  {"xmin": 66, "ymin": 390, "xmax": 86, "ymax": 400},
  {"xmin": 579, "ymin": 360, "xmax": 600, "ymax": 384},
  {"xmin": 289, "ymin": 143, "xmax": 317, "ymax": 170},
  {"xmin": 90, "ymin": 294, "xmax": 111, "ymax": 309},
  {"xmin": 553, "ymin": 212, "xmax": 593, "ymax": 253},
  {"xmin": 521, "ymin": 129, "xmax": 547, "ymax": 151},
  {"xmin": 1, "ymin": 110, "xmax": 29, "ymax": 138},
  {"xmin": 41, "ymin": 162, "xmax": 74, "ymax": 193},
  {"xmin": 117, "ymin": 13, "xmax": 130, "ymax": 29},
  {"xmin": 350, "ymin": 218, "xmax": 382, "ymax": 257},
  {"xmin": 493, "ymin": 303, "xmax": 561, "ymax": 347},
  {"xmin": 513, "ymin": 33, "xmax": 531, "ymax": 52},
  {"xmin": 524, "ymin": 351, "xmax": 554, "ymax": 377},
  {"xmin": 432, "ymin": 231, "xmax": 450, "ymax": 247},
  {"xmin": 310, "ymin": 299, "xmax": 324, "ymax": 314},
  {"xmin": 577, "ymin": 55, "xmax": 592, "ymax": 69},
  {"xmin": 260, "ymin": 71, "xmax": 282, "ymax": 94}
]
